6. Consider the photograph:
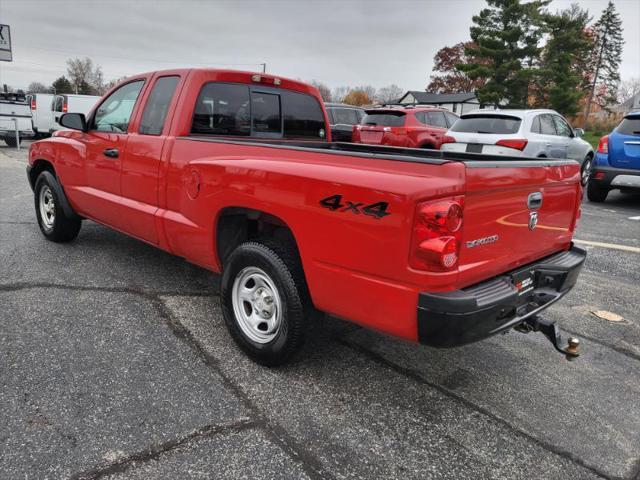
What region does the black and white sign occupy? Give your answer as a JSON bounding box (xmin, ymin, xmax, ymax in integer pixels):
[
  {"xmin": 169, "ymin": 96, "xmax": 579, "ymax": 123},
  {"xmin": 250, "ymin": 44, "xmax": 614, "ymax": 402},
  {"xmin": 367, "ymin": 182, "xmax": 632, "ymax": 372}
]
[{"xmin": 0, "ymin": 24, "xmax": 12, "ymax": 62}]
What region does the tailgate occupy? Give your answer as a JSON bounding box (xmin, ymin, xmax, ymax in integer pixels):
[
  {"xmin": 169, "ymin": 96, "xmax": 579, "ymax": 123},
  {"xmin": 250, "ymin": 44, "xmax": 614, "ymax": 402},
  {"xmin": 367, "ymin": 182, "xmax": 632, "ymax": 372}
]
[
  {"xmin": 0, "ymin": 102, "xmax": 33, "ymax": 133},
  {"xmin": 457, "ymin": 159, "xmax": 581, "ymax": 287}
]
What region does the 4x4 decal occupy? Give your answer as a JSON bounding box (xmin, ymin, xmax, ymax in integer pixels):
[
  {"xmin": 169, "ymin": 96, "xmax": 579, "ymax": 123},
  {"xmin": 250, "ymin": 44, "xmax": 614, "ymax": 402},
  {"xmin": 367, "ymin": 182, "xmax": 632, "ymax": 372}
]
[{"xmin": 319, "ymin": 194, "xmax": 390, "ymax": 219}]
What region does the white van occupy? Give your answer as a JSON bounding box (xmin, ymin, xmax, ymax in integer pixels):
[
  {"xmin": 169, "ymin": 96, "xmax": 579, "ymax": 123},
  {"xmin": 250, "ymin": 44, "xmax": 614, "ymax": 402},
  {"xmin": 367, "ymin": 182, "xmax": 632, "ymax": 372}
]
[
  {"xmin": 0, "ymin": 92, "xmax": 35, "ymax": 147},
  {"xmin": 26, "ymin": 93, "xmax": 54, "ymax": 137},
  {"xmin": 51, "ymin": 94, "xmax": 100, "ymax": 132}
]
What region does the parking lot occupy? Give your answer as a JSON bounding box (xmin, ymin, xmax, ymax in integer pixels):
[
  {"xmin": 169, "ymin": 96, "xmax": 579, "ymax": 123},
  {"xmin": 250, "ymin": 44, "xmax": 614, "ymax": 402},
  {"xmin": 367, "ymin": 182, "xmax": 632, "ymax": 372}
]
[{"xmin": 1, "ymin": 141, "xmax": 639, "ymax": 479}]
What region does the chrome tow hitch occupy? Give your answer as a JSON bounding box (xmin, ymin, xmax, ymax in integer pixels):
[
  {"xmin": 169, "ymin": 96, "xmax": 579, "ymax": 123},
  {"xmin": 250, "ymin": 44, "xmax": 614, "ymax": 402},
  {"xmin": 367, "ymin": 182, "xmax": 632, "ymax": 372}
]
[{"xmin": 515, "ymin": 316, "xmax": 580, "ymax": 359}]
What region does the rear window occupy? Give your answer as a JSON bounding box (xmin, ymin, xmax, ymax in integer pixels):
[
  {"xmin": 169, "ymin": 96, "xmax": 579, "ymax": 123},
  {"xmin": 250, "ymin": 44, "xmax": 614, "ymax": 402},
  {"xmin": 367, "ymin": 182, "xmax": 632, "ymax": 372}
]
[
  {"xmin": 361, "ymin": 112, "xmax": 405, "ymax": 127},
  {"xmin": 450, "ymin": 115, "xmax": 521, "ymax": 134},
  {"xmin": 191, "ymin": 82, "xmax": 325, "ymax": 139},
  {"xmin": 616, "ymin": 116, "xmax": 640, "ymax": 136},
  {"xmin": 330, "ymin": 107, "xmax": 360, "ymax": 125}
]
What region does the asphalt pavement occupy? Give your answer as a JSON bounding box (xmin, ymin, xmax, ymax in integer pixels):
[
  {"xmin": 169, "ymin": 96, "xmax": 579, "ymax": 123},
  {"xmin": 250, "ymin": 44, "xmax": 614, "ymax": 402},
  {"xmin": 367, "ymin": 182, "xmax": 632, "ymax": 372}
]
[{"xmin": 1, "ymin": 141, "xmax": 639, "ymax": 480}]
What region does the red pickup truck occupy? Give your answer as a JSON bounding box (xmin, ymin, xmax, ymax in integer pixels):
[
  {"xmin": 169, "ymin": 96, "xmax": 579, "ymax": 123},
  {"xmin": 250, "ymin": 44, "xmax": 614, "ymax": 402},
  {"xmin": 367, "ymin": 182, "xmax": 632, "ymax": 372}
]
[{"xmin": 28, "ymin": 69, "xmax": 586, "ymax": 365}]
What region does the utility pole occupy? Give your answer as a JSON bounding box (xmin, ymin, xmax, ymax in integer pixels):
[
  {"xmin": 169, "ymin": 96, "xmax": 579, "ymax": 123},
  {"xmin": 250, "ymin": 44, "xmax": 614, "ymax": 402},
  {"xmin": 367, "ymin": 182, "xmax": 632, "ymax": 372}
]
[{"xmin": 260, "ymin": 63, "xmax": 266, "ymax": 73}]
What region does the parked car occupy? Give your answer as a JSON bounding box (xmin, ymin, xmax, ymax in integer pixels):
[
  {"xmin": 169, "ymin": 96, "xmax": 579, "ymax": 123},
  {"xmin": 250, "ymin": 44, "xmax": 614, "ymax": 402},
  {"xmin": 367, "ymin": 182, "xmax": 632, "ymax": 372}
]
[
  {"xmin": 26, "ymin": 93, "xmax": 54, "ymax": 138},
  {"xmin": 51, "ymin": 94, "xmax": 100, "ymax": 133},
  {"xmin": 0, "ymin": 92, "xmax": 35, "ymax": 147},
  {"xmin": 352, "ymin": 106, "xmax": 459, "ymax": 149},
  {"xmin": 441, "ymin": 109, "xmax": 594, "ymax": 185},
  {"xmin": 28, "ymin": 69, "xmax": 585, "ymax": 365},
  {"xmin": 587, "ymin": 112, "xmax": 640, "ymax": 202},
  {"xmin": 325, "ymin": 102, "xmax": 364, "ymax": 142}
]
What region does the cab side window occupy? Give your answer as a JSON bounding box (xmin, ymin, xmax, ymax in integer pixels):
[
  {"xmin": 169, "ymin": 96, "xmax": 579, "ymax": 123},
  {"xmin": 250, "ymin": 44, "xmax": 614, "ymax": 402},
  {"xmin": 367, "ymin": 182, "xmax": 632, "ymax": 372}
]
[
  {"xmin": 139, "ymin": 76, "xmax": 180, "ymax": 135},
  {"xmin": 93, "ymin": 80, "xmax": 145, "ymax": 133}
]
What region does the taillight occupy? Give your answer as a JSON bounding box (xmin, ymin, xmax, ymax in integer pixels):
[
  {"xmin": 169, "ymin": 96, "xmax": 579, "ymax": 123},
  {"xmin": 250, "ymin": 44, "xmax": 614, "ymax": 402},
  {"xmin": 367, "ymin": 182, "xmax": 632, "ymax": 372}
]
[
  {"xmin": 597, "ymin": 135, "xmax": 608, "ymax": 153},
  {"xmin": 496, "ymin": 139, "xmax": 528, "ymax": 150},
  {"xmin": 593, "ymin": 171, "xmax": 605, "ymax": 180},
  {"xmin": 410, "ymin": 197, "xmax": 464, "ymax": 272},
  {"xmin": 62, "ymin": 101, "xmax": 68, "ymax": 113},
  {"xmin": 441, "ymin": 135, "xmax": 456, "ymax": 144},
  {"xmin": 30, "ymin": 98, "xmax": 36, "ymax": 110}
]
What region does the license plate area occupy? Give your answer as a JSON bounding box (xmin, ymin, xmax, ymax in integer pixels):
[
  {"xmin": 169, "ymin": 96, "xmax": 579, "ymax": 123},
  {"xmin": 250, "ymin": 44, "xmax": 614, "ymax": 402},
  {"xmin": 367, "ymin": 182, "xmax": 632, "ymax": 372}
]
[{"xmin": 466, "ymin": 143, "xmax": 483, "ymax": 153}]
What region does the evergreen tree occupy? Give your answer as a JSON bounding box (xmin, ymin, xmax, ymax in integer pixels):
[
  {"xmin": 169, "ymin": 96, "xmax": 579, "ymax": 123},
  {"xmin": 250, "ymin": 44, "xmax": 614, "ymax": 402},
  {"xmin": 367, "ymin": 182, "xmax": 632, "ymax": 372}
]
[
  {"xmin": 535, "ymin": 4, "xmax": 592, "ymax": 117},
  {"xmin": 458, "ymin": 0, "xmax": 549, "ymax": 108},
  {"xmin": 582, "ymin": 0, "xmax": 623, "ymax": 128},
  {"xmin": 49, "ymin": 76, "xmax": 74, "ymax": 94}
]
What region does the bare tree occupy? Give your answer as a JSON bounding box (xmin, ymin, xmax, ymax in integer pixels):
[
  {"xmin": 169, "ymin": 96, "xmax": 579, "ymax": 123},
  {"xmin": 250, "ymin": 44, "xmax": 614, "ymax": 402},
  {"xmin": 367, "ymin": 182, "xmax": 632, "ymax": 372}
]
[
  {"xmin": 617, "ymin": 77, "xmax": 640, "ymax": 104},
  {"xmin": 377, "ymin": 84, "xmax": 404, "ymax": 104},
  {"xmin": 27, "ymin": 82, "xmax": 50, "ymax": 93},
  {"xmin": 66, "ymin": 57, "xmax": 105, "ymax": 95},
  {"xmin": 332, "ymin": 86, "xmax": 350, "ymax": 103},
  {"xmin": 310, "ymin": 81, "xmax": 332, "ymax": 102},
  {"xmin": 354, "ymin": 85, "xmax": 377, "ymax": 103}
]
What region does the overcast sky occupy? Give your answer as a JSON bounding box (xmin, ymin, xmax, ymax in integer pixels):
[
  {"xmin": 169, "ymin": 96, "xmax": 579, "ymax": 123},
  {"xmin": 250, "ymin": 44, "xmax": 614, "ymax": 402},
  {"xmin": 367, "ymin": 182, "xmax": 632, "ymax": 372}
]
[{"xmin": 0, "ymin": 0, "xmax": 638, "ymax": 92}]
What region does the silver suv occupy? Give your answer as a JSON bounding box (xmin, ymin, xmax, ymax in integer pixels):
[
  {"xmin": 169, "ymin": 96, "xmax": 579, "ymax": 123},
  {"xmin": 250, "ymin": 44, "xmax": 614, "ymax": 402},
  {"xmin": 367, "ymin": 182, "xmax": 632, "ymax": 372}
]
[{"xmin": 441, "ymin": 109, "xmax": 594, "ymax": 185}]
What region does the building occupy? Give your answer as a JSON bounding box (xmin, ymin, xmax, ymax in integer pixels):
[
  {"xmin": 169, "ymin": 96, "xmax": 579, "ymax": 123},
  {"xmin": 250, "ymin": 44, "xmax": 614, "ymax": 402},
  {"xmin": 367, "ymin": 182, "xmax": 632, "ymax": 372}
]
[{"xmin": 396, "ymin": 91, "xmax": 490, "ymax": 114}]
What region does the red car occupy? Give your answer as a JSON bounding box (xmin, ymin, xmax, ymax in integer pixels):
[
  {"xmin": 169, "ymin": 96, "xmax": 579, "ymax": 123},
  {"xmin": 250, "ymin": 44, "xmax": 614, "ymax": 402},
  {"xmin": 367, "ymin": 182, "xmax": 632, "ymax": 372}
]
[
  {"xmin": 28, "ymin": 69, "xmax": 585, "ymax": 365},
  {"xmin": 352, "ymin": 106, "xmax": 459, "ymax": 149}
]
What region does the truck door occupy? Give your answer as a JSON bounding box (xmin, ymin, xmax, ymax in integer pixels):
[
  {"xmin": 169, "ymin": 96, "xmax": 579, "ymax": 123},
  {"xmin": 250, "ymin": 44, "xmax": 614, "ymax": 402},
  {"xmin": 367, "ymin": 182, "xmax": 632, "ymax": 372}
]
[
  {"xmin": 80, "ymin": 80, "xmax": 146, "ymax": 229},
  {"xmin": 120, "ymin": 75, "xmax": 181, "ymax": 244}
]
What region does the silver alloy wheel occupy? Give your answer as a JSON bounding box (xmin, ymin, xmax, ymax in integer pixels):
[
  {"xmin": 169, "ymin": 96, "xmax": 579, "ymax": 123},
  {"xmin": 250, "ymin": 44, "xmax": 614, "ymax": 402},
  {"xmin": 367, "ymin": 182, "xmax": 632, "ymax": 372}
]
[
  {"xmin": 231, "ymin": 266, "xmax": 283, "ymax": 344},
  {"xmin": 39, "ymin": 186, "xmax": 56, "ymax": 230},
  {"xmin": 582, "ymin": 157, "xmax": 592, "ymax": 186}
]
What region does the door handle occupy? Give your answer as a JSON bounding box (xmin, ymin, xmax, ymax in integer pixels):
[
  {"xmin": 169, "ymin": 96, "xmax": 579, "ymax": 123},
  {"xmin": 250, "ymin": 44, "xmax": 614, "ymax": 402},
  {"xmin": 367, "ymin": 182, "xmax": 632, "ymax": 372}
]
[
  {"xmin": 527, "ymin": 192, "xmax": 543, "ymax": 209},
  {"xmin": 103, "ymin": 148, "xmax": 119, "ymax": 159}
]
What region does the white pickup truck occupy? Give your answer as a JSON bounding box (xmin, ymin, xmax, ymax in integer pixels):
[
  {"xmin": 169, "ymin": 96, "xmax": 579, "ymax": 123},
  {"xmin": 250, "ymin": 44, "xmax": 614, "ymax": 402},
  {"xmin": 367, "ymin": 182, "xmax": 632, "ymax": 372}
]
[{"xmin": 0, "ymin": 92, "xmax": 34, "ymax": 147}]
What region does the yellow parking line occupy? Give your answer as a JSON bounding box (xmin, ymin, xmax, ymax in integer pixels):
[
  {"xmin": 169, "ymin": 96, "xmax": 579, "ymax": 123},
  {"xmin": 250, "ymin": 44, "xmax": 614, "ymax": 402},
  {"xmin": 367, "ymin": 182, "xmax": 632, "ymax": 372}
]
[{"xmin": 574, "ymin": 239, "xmax": 640, "ymax": 253}]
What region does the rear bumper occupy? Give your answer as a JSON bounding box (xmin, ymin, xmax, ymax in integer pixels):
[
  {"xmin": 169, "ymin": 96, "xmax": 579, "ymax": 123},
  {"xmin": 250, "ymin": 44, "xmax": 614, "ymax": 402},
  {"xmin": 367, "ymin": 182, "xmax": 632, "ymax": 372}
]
[
  {"xmin": 417, "ymin": 245, "xmax": 586, "ymax": 347},
  {"xmin": 591, "ymin": 166, "xmax": 640, "ymax": 190}
]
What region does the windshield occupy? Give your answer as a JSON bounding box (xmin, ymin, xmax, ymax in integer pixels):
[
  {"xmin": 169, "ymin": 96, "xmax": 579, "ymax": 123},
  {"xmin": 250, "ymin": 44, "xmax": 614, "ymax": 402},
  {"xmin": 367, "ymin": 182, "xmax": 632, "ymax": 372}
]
[
  {"xmin": 450, "ymin": 115, "xmax": 522, "ymax": 134},
  {"xmin": 616, "ymin": 116, "xmax": 640, "ymax": 136},
  {"xmin": 361, "ymin": 112, "xmax": 405, "ymax": 127}
]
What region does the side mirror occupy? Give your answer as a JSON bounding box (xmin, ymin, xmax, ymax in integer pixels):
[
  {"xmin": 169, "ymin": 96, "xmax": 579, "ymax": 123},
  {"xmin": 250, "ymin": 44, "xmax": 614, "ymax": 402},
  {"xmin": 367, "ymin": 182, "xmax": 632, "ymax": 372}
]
[
  {"xmin": 59, "ymin": 113, "xmax": 88, "ymax": 132},
  {"xmin": 574, "ymin": 127, "xmax": 584, "ymax": 138}
]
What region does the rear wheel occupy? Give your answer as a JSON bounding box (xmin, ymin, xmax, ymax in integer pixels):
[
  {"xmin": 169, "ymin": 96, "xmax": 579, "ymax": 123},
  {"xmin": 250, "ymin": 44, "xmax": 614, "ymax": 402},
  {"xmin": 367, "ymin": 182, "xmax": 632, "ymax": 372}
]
[
  {"xmin": 220, "ymin": 239, "xmax": 307, "ymax": 366},
  {"xmin": 587, "ymin": 181, "xmax": 608, "ymax": 203},
  {"xmin": 34, "ymin": 172, "xmax": 82, "ymax": 242}
]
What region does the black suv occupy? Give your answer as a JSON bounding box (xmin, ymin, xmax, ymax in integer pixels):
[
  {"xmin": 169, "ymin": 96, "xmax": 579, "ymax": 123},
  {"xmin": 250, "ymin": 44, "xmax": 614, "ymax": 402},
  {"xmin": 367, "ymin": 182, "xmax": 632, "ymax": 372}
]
[{"xmin": 325, "ymin": 103, "xmax": 365, "ymax": 142}]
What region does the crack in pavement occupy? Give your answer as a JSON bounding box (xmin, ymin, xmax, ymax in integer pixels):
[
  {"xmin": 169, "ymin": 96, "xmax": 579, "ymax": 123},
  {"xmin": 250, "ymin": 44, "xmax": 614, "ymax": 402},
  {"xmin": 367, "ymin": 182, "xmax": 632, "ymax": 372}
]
[
  {"xmin": 68, "ymin": 418, "xmax": 260, "ymax": 480},
  {"xmin": 1, "ymin": 282, "xmax": 332, "ymax": 480},
  {"xmin": 3, "ymin": 281, "xmax": 636, "ymax": 479},
  {"xmin": 334, "ymin": 336, "xmax": 615, "ymax": 480}
]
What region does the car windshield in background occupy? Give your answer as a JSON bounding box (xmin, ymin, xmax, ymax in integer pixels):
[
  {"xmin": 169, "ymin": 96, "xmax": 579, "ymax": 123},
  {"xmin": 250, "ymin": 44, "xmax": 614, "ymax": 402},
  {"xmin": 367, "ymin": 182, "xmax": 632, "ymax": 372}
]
[
  {"xmin": 450, "ymin": 115, "xmax": 522, "ymax": 134},
  {"xmin": 616, "ymin": 116, "xmax": 640, "ymax": 135},
  {"xmin": 362, "ymin": 112, "xmax": 405, "ymax": 127}
]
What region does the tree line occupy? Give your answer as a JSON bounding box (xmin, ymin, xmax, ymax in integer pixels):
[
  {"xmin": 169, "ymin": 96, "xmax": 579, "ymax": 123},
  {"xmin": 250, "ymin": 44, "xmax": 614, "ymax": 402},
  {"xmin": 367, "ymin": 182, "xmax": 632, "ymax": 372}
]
[
  {"xmin": 427, "ymin": 0, "xmax": 626, "ymax": 127},
  {"xmin": 27, "ymin": 57, "xmax": 123, "ymax": 96}
]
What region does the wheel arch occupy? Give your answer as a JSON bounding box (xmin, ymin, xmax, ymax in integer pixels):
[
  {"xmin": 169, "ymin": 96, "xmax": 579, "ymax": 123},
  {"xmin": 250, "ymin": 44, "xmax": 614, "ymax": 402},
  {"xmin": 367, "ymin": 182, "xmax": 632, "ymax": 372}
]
[{"xmin": 28, "ymin": 159, "xmax": 56, "ymax": 190}]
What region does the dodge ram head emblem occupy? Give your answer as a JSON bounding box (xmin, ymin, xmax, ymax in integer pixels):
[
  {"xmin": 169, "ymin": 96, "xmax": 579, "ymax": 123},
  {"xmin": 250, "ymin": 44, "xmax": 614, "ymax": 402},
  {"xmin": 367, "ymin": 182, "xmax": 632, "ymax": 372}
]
[{"xmin": 528, "ymin": 211, "xmax": 538, "ymax": 230}]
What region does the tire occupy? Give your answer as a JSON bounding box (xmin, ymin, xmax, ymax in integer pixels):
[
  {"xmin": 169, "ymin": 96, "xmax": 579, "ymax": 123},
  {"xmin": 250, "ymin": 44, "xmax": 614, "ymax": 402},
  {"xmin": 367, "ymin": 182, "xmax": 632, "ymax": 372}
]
[
  {"xmin": 34, "ymin": 172, "xmax": 82, "ymax": 242},
  {"xmin": 4, "ymin": 135, "xmax": 21, "ymax": 147},
  {"xmin": 587, "ymin": 181, "xmax": 608, "ymax": 203},
  {"xmin": 220, "ymin": 239, "xmax": 307, "ymax": 366},
  {"xmin": 580, "ymin": 155, "xmax": 593, "ymax": 186}
]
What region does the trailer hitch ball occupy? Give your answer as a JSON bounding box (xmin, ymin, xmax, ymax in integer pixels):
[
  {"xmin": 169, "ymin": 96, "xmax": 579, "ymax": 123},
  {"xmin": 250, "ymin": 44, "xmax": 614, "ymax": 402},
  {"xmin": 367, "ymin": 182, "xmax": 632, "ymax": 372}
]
[
  {"xmin": 565, "ymin": 337, "xmax": 580, "ymax": 356},
  {"xmin": 518, "ymin": 316, "xmax": 580, "ymax": 360}
]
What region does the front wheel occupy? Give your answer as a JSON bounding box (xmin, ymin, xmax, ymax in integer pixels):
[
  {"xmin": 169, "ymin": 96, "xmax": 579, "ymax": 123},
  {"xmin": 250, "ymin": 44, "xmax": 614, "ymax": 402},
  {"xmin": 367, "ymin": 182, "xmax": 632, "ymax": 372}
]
[
  {"xmin": 34, "ymin": 172, "xmax": 82, "ymax": 242},
  {"xmin": 220, "ymin": 240, "xmax": 307, "ymax": 366}
]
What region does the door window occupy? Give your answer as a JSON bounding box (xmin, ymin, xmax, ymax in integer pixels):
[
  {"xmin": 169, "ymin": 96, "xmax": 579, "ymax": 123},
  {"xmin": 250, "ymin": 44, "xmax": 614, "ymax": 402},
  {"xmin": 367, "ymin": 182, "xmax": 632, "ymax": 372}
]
[
  {"xmin": 426, "ymin": 111, "xmax": 448, "ymax": 128},
  {"xmin": 539, "ymin": 115, "xmax": 557, "ymax": 135},
  {"xmin": 332, "ymin": 107, "xmax": 359, "ymax": 125},
  {"xmin": 93, "ymin": 80, "xmax": 144, "ymax": 133},
  {"xmin": 139, "ymin": 76, "xmax": 179, "ymax": 135},
  {"xmin": 552, "ymin": 115, "xmax": 573, "ymax": 137},
  {"xmin": 54, "ymin": 96, "xmax": 64, "ymax": 112},
  {"xmin": 531, "ymin": 115, "xmax": 542, "ymax": 134}
]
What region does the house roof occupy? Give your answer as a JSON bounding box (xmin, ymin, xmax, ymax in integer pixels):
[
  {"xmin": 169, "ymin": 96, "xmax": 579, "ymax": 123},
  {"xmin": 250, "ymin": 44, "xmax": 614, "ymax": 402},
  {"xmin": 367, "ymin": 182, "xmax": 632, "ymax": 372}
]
[{"xmin": 401, "ymin": 91, "xmax": 477, "ymax": 104}]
